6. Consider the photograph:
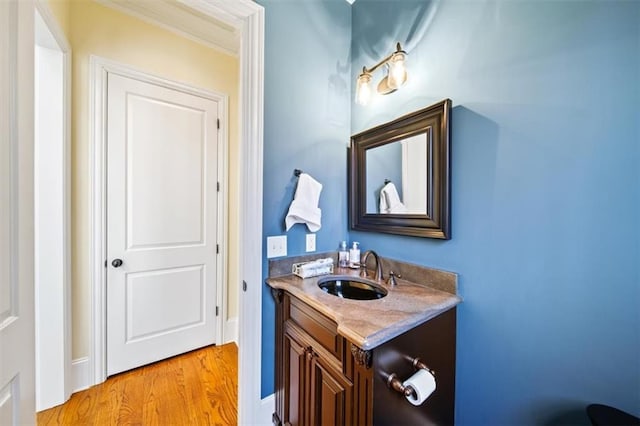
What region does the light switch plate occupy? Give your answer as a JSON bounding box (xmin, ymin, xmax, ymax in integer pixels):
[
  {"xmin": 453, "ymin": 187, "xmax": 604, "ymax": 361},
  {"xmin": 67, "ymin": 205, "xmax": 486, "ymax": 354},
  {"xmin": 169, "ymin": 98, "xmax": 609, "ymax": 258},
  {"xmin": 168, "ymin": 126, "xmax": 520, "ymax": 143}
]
[
  {"xmin": 267, "ymin": 235, "xmax": 287, "ymax": 258},
  {"xmin": 306, "ymin": 233, "xmax": 316, "ymax": 252}
]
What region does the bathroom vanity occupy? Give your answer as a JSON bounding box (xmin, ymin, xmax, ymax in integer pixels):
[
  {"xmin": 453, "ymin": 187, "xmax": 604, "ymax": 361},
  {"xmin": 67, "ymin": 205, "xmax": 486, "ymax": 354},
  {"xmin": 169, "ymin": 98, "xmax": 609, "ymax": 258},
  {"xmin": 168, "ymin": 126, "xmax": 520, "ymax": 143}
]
[{"xmin": 266, "ymin": 255, "xmax": 461, "ymax": 426}]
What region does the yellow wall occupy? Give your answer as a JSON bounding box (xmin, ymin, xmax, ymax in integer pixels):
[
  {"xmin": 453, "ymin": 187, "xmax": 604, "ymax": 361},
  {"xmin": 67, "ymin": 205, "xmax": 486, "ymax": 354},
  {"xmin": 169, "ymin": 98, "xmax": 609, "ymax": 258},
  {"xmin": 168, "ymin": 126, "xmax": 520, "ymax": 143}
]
[
  {"xmin": 46, "ymin": 0, "xmax": 69, "ymax": 37},
  {"xmin": 52, "ymin": 0, "xmax": 240, "ymax": 358}
]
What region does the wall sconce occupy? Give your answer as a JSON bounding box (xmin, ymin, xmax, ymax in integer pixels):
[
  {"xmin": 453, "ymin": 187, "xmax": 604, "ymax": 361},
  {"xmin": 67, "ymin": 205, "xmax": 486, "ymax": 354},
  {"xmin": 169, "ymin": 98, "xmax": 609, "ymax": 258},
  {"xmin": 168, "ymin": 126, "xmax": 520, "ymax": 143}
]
[{"xmin": 355, "ymin": 42, "xmax": 407, "ymax": 106}]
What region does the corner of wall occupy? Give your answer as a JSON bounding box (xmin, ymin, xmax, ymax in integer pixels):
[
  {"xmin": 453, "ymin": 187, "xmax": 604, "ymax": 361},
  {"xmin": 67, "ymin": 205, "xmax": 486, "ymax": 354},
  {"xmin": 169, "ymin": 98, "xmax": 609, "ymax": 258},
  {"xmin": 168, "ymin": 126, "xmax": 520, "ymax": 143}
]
[
  {"xmin": 45, "ymin": 0, "xmax": 70, "ymax": 38},
  {"xmin": 224, "ymin": 317, "xmax": 238, "ymax": 344}
]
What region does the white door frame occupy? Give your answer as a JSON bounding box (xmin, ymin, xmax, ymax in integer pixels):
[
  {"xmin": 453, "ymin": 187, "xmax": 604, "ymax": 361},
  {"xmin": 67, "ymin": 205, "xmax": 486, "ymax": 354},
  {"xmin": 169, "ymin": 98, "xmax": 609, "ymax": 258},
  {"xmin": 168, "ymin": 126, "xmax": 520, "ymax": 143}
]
[
  {"xmin": 1, "ymin": 0, "xmax": 36, "ymax": 423},
  {"xmin": 88, "ymin": 1, "xmax": 265, "ymax": 423},
  {"xmin": 33, "ymin": 0, "xmax": 72, "ymax": 411},
  {"xmin": 91, "ymin": 55, "xmax": 228, "ymax": 376}
]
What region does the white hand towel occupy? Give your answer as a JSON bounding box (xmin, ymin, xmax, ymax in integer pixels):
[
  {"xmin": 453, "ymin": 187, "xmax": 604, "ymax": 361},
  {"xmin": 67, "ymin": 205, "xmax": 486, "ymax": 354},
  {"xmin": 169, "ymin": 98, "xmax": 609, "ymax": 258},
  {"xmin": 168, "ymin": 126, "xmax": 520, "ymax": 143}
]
[
  {"xmin": 285, "ymin": 173, "xmax": 323, "ymax": 232},
  {"xmin": 379, "ymin": 182, "xmax": 408, "ymax": 214}
]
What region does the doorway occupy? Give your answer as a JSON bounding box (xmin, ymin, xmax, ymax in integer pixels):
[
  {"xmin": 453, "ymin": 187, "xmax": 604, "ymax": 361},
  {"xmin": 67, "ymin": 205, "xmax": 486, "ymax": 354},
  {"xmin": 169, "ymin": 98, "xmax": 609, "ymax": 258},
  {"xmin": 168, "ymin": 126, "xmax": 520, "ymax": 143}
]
[
  {"xmin": 83, "ymin": 1, "xmax": 265, "ymax": 423},
  {"xmin": 103, "ymin": 64, "xmax": 225, "ymax": 376}
]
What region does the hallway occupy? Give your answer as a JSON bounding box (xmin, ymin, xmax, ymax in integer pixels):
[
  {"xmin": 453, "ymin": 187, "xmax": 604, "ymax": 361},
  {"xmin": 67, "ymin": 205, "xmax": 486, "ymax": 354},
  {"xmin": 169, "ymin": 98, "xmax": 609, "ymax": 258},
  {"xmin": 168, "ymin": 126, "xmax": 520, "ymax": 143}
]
[{"xmin": 37, "ymin": 344, "xmax": 238, "ymax": 425}]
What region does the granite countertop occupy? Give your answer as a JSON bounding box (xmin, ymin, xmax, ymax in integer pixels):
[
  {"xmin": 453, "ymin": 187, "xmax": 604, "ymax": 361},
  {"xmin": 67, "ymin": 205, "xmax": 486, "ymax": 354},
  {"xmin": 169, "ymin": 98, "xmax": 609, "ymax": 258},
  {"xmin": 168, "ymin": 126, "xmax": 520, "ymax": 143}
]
[{"xmin": 266, "ymin": 266, "xmax": 461, "ymax": 350}]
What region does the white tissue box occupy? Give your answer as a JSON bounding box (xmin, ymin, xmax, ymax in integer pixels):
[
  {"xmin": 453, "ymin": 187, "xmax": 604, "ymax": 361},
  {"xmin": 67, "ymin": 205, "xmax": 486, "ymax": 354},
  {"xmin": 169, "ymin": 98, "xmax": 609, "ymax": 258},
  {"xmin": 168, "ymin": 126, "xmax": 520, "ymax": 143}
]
[{"xmin": 292, "ymin": 258, "xmax": 334, "ymax": 278}]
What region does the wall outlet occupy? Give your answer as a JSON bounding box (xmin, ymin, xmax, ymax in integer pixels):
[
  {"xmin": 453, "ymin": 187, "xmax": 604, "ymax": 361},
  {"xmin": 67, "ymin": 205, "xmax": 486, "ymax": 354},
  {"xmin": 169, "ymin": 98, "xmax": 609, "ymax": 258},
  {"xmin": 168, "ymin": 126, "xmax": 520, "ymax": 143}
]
[
  {"xmin": 306, "ymin": 233, "xmax": 316, "ymax": 252},
  {"xmin": 267, "ymin": 235, "xmax": 287, "ymax": 258}
]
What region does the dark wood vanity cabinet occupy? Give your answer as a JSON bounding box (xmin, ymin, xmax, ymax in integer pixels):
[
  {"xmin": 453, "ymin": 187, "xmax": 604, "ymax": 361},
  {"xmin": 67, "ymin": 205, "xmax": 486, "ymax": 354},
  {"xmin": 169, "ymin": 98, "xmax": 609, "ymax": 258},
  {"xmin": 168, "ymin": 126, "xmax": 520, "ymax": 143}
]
[
  {"xmin": 283, "ymin": 326, "xmax": 353, "ymax": 425},
  {"xmin": 271, "ymin": 288, "xmax": 456, "ymax": 426},
  {"xmin": 309, "ymin": 354, "xmax": 352, "ymax": 425},
  {"xmin": 282, "ymin": 330, "xmax": 307, "ymax": 425},
  {"xmin": 272, "ymin": 290, "xmax": 371, "ymax": 426}
]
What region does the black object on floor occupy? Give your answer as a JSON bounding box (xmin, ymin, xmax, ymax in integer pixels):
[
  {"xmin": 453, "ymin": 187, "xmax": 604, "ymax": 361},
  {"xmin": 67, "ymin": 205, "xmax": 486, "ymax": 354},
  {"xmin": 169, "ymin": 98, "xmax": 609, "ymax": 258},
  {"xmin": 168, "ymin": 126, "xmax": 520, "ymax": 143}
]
[{"xmin": 587, "ymin": 404, "xmax": 640, "ymax": 426}]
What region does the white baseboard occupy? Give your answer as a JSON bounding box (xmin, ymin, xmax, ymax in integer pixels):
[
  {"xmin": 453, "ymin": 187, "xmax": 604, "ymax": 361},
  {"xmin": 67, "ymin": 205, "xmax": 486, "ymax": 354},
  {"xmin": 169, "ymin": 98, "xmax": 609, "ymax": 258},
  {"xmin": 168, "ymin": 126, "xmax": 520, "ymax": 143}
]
[
  {"xmin": 73, "ymin": 320, "xmax": 238, "ymax": 394},
  {"xmin": 224, "ymin": 317, "xmax": 238, "ymax": 344},
  {"xmin": 71, "ymin": 357, "xmax": 90, "ymax": 392},
  {"xmin": 260, "ymin": 393, "xmax": 275, "ymax": 425}
]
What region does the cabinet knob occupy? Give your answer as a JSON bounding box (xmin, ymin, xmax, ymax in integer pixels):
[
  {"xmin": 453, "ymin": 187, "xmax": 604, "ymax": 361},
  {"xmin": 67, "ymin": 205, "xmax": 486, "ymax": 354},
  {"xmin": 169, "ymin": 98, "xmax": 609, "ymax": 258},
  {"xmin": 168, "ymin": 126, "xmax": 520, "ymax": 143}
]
[{"xmin": 305, "ymin": 346, "xmax": 316, "ymax": 361}]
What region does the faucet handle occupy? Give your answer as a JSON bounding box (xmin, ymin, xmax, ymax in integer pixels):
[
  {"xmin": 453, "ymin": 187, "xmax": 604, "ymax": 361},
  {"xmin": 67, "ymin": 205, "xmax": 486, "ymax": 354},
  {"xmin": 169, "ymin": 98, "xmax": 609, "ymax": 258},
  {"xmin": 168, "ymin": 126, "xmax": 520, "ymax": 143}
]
[
  {"xmin": 359, "ymin": 266, "xmax": 369, "ymax": 278},
  {"xmin": 387, "ymin": 271, "xmax": 401, "ymax": 286}
]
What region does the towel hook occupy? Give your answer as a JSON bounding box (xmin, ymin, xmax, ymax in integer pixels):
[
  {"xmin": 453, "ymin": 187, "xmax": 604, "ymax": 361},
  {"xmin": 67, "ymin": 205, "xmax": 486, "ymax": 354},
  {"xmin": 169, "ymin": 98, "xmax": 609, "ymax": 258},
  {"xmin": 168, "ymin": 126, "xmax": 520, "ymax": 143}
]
[
  {"xmin": 294, "ymin": 169, "xmax": 303, "ymax": 177},
  {"xmin": 384, "ymin": 179, "xmax": 391, "ymax": 185}
]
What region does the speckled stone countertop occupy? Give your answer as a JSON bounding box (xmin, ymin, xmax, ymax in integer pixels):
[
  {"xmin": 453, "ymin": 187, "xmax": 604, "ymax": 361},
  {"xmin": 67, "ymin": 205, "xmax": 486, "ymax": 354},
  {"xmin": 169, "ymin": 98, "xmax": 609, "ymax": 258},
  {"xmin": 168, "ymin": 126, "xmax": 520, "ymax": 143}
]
[{"xmin": 266, "ymin": 263, "xmax": 461, "ymax": 351}]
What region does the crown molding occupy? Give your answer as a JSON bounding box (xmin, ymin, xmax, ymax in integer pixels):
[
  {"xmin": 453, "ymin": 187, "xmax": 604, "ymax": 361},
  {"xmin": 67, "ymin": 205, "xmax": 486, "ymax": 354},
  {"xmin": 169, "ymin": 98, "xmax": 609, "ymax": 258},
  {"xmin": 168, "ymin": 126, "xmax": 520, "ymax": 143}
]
[{"xmin": 95, "ymin": 0, "xmax": 240, "ymax": 56}]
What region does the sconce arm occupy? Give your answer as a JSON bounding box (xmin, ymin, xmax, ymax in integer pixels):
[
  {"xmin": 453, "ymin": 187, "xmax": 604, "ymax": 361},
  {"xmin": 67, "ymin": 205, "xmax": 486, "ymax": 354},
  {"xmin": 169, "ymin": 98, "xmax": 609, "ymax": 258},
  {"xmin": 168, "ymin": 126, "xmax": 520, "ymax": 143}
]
[{"xmin": 361, "ymin": 43, "xmax": 406, "ymax": 75}]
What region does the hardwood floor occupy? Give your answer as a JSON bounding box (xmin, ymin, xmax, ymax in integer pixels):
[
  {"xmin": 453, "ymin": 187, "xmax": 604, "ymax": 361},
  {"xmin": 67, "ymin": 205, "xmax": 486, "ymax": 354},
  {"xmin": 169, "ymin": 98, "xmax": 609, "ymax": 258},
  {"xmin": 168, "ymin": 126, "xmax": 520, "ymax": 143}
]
[{"xmin": 37, "ymin": 343, "xmax": 238, "ymax": 426}]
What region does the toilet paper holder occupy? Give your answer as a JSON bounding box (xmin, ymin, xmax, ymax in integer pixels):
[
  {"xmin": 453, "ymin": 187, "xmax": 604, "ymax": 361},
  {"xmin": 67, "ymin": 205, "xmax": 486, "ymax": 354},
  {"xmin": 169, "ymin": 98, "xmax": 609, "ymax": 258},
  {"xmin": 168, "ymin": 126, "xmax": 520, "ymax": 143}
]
[{"xmin": 386, "ymin": 357, "xmax": 435, "ymax": 398}]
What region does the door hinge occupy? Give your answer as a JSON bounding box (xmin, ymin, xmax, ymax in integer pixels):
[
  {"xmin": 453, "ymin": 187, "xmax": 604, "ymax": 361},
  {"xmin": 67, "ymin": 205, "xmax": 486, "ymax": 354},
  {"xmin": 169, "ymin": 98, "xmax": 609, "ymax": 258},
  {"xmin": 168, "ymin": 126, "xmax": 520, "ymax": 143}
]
[
  {"xmin": 217, "ymin": 118, "xmax": 220, "ymax": 129},
  {"xmin": 216, "ymin": 306, "xmax": 219, "ymax": 316},
  {"xmin": 242, "ymin": 280, "xmax": 247, "ymax": 292},
  {"xmin": 217, "ymin": 181, "xmax": 220, "ymax": 192},
  {"xmin": 216, "ymin": 244, "xmax": 219, "ymax": 254}
]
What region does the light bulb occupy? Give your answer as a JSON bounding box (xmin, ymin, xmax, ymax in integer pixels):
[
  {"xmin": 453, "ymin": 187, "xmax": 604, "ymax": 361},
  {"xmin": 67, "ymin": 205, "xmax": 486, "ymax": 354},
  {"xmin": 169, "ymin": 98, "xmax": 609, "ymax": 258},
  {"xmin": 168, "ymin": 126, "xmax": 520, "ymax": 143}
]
[
  {"xmin": 387, "ymin": 51, "xmax": 407, "ymax": 90},
  {"xmin": 355, "ymin": 72, "xmax": 372, "ymax": 106}
]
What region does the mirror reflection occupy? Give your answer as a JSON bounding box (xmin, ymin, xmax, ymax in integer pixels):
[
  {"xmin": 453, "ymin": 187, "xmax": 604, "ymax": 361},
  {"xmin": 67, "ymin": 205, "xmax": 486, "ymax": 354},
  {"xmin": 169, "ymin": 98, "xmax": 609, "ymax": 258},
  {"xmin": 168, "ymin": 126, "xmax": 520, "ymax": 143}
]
[
  {"xmin": 365, "ymin": 132, "xmax": 428, "ymax": 214},
  {"xmin": 349, "ymin": 99, "xmax": 451, "ymax": 239}
]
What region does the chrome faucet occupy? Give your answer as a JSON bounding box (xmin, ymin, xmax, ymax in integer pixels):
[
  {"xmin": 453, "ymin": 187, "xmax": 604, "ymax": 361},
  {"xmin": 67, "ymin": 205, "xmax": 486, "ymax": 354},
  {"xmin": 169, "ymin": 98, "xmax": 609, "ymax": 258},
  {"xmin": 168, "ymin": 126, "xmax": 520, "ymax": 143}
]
[{"xmin": 360, "ymin": 250, "xmax": 383, "ymax": 281}]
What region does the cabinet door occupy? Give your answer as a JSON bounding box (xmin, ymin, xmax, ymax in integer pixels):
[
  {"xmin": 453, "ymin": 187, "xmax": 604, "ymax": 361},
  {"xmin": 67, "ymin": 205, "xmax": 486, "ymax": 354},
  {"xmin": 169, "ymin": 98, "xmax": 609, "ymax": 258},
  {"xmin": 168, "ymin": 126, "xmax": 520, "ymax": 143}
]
[
  {"xmin": 309, "ymin": 354, "xmax": 353, "ymax": 426},
  {"xmin": 283, "ymin": 332, "xmax": 308, "ymax": 426}
]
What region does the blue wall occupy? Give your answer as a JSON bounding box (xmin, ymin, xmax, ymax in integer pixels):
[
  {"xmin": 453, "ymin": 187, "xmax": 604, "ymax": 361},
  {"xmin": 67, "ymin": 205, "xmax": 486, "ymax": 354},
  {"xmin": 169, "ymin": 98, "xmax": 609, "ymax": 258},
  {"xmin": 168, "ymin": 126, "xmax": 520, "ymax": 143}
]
[
  {"xmin": 352, "ymin": 0, "xmax": 640, "ymax": 424},
  {"xmin": 259, "ymin": 0, "xmax": 640, "ymax": 422},
  {"xmin": 259, "ymin": 0, "xmax": 352, "ymax": 397}
]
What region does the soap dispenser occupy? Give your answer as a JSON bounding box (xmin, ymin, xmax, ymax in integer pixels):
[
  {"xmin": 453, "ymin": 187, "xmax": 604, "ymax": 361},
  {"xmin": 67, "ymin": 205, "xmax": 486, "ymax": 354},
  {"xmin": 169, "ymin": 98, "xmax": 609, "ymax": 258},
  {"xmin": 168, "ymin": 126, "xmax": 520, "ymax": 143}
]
[
  {"xmin": 338, "ymin": 241, "xmax": 349, "ymax": 268},
  {"xmin": 349, "ymin": 242, "xmax": 360, "ymax": 268}
]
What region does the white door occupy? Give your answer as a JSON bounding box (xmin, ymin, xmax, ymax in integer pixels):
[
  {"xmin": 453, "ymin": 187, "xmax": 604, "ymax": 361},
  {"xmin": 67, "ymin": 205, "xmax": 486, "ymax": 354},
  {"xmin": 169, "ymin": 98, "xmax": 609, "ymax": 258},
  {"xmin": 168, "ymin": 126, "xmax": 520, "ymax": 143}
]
[
  {"xmin": 106, "ymin": 72, "xmax": 220, "ymax": 376},
  {"xmin": 1, "ymin": 0, "xmax": 36, "ymax": 424}
]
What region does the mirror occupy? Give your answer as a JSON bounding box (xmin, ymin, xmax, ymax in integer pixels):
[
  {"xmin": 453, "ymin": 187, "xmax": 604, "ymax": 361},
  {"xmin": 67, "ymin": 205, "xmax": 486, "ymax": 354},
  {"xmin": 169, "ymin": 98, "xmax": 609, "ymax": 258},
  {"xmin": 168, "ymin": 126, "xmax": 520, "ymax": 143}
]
[{"xmin": 349, "ymin": 99, "xmax": 451, "ymax": 239}]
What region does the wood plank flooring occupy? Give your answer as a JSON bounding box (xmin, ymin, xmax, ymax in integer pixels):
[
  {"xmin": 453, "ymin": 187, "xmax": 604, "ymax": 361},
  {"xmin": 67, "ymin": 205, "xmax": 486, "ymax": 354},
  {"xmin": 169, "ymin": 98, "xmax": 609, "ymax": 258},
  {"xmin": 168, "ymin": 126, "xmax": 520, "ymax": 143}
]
[{"xmin": 37, "ymin": 343, "xmax": 238, "ymax": 426}]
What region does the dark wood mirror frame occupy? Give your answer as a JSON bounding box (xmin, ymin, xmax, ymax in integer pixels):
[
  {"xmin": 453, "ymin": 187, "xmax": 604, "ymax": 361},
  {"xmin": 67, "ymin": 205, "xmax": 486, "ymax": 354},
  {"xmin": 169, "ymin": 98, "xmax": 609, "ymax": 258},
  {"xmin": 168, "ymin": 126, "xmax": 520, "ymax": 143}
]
[{"xmin": 349, "ymin": 99, "xmax": 452, "ymax": 239}]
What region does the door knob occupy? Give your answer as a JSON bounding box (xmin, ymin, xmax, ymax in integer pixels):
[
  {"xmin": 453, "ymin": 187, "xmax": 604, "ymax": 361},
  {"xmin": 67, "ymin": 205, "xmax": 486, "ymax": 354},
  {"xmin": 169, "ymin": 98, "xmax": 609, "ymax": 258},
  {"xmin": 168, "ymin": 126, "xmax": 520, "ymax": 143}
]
[{"xmin": 111, "ymin": 258, "xmax": 123, "ymax": 268}]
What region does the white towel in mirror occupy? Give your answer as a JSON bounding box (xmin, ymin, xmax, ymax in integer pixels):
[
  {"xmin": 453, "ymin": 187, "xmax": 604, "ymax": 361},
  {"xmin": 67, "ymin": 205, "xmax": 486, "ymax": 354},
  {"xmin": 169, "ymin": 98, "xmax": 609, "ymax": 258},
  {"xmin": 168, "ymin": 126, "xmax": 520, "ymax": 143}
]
[
  {"xmin": 379, "ymin": 182, "xmax": 408, "ymax": 214},
  {"xmin": 285, "ymin": 173, "xmax": 323, "ymax": 232}
]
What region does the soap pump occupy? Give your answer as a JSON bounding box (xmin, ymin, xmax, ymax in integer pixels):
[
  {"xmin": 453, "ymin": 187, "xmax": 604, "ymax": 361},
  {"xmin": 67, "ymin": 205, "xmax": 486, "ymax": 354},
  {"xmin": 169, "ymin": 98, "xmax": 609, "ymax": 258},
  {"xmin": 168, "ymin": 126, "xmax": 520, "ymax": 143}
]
[
  {"xmin": 338, "ymin": 241, "xmax": 349, "ymax": 268},
  {"xmin": 349, "ymin": 242, "xmax": 361, "ymax": 268}
]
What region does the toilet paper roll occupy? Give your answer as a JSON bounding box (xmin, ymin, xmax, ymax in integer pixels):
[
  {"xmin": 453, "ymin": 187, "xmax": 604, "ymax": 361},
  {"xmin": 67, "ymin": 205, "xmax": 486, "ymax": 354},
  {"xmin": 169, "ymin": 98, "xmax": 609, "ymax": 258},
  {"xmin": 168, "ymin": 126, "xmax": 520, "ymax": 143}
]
[{"xmin": 402, "ymin": 369, "xmax": 436, "ymax": 406}]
